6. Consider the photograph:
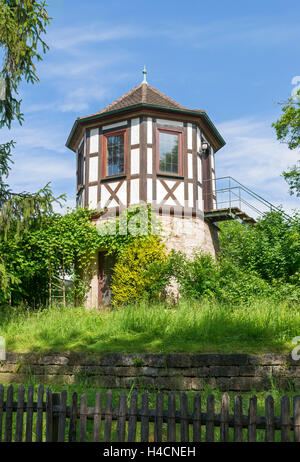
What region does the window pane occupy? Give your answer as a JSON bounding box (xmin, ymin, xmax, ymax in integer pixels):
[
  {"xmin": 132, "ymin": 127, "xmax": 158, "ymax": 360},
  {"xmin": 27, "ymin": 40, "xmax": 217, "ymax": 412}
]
[
  {"xmin": 107, "ymin": 134, "xmax": 124, "ymax": 176},
  {"xmin": 159, "ymin": 132, "xmax": 179, "ymax": 174}
]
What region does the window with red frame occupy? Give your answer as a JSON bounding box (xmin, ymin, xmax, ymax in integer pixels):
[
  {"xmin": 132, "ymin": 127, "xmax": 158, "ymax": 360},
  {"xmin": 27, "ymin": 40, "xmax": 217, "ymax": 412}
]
[
  {"xmin": 157, "ymin": 129, "xmax": 182, "ymax": 175},
  {"xmin": 103, "ymin": 130, "xmax": 126, "ymax": 177}
]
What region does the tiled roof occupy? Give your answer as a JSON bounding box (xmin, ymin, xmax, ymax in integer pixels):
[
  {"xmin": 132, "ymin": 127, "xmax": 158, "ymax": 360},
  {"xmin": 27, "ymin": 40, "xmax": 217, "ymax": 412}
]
[{"xmin": 79, "ymin": 83, "xmax": 204, "ymax": 119}]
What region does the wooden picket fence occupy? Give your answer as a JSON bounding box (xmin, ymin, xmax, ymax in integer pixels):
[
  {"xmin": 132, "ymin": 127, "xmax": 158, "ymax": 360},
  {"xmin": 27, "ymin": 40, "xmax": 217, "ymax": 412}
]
[{"xmin": 0, "ymin": 384, "xmax": 300, "ymax": 442}]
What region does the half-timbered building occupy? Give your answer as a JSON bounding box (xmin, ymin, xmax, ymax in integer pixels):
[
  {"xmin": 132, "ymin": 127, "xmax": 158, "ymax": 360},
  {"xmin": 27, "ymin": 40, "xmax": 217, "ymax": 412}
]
[{"xmin": 66, "ymin": 70, "xmax": 227, "ymax": 306}]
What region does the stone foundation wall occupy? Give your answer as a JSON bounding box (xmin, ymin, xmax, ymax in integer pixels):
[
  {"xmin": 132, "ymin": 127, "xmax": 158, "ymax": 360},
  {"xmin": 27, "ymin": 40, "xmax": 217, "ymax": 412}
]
[
  {"xmin": 159, "ymin": 215, "xmax": 219, "ymax": 258},
  {"xmin": 1, "ymin": 353, "xmax": 299, "ymax": 392}
]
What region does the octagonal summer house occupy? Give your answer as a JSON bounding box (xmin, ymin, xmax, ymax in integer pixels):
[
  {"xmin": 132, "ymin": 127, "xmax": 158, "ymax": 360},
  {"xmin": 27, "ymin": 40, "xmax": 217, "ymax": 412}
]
[{"xmin": 66, "ymin": 74, "xmax": 227, "ymax": 306}]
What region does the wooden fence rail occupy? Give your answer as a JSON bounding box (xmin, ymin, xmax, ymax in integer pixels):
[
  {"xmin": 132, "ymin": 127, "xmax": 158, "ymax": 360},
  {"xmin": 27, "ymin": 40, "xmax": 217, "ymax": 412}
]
[{"xmin": 0, "ymin": 384, "xmax": 300, "ymax": 442}]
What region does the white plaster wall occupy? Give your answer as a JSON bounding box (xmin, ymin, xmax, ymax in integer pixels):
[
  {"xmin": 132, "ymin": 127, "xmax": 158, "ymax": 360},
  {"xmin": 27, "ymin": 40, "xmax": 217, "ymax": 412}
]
[
  {"xmin": 187, "ymin": 123, "xmax": 193, "ymax": 150},
  {"xmin": 147, "ymin": 178, "xmax": 152, "ymax": 203},
  {"xmin": 197, "ymin": 186, "xmax": 203, "ymax": 211},
  {"xmin": 147, "ymin": 148, "xmax": 152, "ymax": 174},
  {"xmin": 211, "ymin": 149, "xmax": 215, "ymax": 171},
  {"xmin": 188, "ymin": 183, "xmax": 193, "ymax": 208},
  {"xmin": 196, "ymin": 127, "xmax": 201, "ymax": 153},
  {"xmin": 156, "ymin": 119, "xmax": 183, "ymax": 127},
  {"xmin": 131, "ymin": 148, "xmax": 140, "ymax": 174},
  {"xmin": 130, "ymin": 178, "xmax": 139, "ymax": 204},
  {"xmin": 188, "ymin": 153, "xmax": 193, "ymax": 179},
  {"xmin": 102, "ymin": 120, "xmax": 127, "ymax": 131},
  {"xmin": 100, "ymin": 185, "xmax": 111, "ymax": 209},
  {"xmin": 118, "ymin": 181, "xmax": 127, "ymax": 206},
  {"xmin": 89, "ymin": 156, "xmax": 98, "ymax": 183},
  {"xmin": 174, "ymin": 182, "xmax": 184, "ymax": 206},
  {"xmin": 90, "ymin": 128, "xmax": 99, "ymax": 153},
  {"xmin": 156, "ymin": 180, "xmax": 166, "ymax": 203},
  {"xmin": 131, "ymin": 118, "xmax": 140, "ymax": 145},
  {"xmin": 197, "ymin": 155, "xmax": 202, "ymax": 183},
  {"xmin": 88, "ymin": 185, "xmax": 98, "ymax": 209},
  {"xmin": 147, "ymin": 118, "xmax": 153, "ymax": 144}
]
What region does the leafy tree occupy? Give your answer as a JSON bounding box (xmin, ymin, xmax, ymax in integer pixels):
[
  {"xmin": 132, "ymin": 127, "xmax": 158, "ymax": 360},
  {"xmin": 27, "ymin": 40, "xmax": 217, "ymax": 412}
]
[
  {"xmin": 0, "ymin": 2, "xmax": 62, "ymax": 299},
  {"xmin": 272, "ymin": 89, "xmax": 300, "ymax": 196},
  {"xmin": 219, "ymin": 210, "xmax": 300, "ymax": 284},
  {"xmin": 0, "ymin": 205, "xmax": 161, "ymax": 306}
]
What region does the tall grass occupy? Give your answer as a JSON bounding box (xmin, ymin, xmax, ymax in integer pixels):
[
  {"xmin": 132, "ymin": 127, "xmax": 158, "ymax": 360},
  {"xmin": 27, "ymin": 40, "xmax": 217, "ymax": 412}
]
[{"xmin": 0, "ymin": 298, "xmax": 299, "ymax": 354}]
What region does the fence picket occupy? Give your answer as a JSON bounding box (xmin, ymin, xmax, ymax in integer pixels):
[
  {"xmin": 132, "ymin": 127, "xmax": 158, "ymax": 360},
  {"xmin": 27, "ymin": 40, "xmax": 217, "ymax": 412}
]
[
  {"xmin": 265, "ymin": 395, "xmax": 275, "ymax": 442},
  {"xmin": 15, "ymin": 385, "xmax": 25, "ymax": 442},
  {"xmin": 180, "ymin": 393, "xmax": 189, "ymax": 442},
  {"xmin": 79, "ymin": 394, "xmax": 87, "ymax": 442},
  {"xmin": 167, "ymin": 392, "xmax": 176, "ymax": 442},
  {"xmin": 0, "ymin": 386, "xmax": 300, "ymax": 443},
  {"xmin": 293, "ymin": 395, "xmax": 300, "ymax": 442},
  {"xmin": 234, "ymin": 395, "xmax": 243, "ymax": 442},
  {"xmin": 58, "ymin": 390, "xmax": 67, "ymax": 442},
  {"xmin": 206, "ymin": 394, "xmax": 215, "ymax": 442},
  {"xmin": 127, "ymin": 392, "xmax": 138, "ymax": 442},
  {"xmin": 104, "ymin": 390, "xmax": 113, "ymax": 442},
  {"xmin": 68, "ymin": 392, "xmax": 78, "ymax": 442},
  {"xmin": 281, "ymin": 395, "xmax": 290, "ymax": 442},
  {"xmin": 36, "ymin": 385, "xmax": 44, "ymax": 442},
  {"xmin": 116, "ymin": 392, "xmax": 127, "ymax": 442},
  {"xmin": 154, "ymin": 392, "xmax": 164, "ymax": 442},
  {"xmin": 52, "ymin": 393, "xmax": 60, "ymax": 442},
  {"xmin": 25, "ymin": 385, "xmax": 34, "ymax": 442},
  {"xmin": 248, "ymin": 396, "xmax": 257, "ymax": 442},
  {"xmin": 0, "ymin": 384, "xmax": 4, "ymax": 442},
  {"xmin": 4, "ymin": 385, "xmax": 13, "ymax": 442},
  {"xmin": 220, "ymin": 393, "xmax": 230, "ymax": 442},
  {"xmin": 140, "ymin": 392, "xmax": 149, "ymax": 442},
  {"xmin": 192, "ymin": 393, "xmax": 201, "ymax": 443},
  {"xmin": 46, "ymin": 388, "xmax": 53, "ymax": 442},
  {"xmin": 93, "ymin": 392, "xmax": 102, "ymax": 442}
]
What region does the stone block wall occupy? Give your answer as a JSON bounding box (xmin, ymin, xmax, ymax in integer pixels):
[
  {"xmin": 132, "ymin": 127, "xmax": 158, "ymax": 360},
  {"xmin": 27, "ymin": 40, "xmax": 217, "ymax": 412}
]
[{"xmin": 1, "ymin": 353, "xmax": 300, "ymax": 392}]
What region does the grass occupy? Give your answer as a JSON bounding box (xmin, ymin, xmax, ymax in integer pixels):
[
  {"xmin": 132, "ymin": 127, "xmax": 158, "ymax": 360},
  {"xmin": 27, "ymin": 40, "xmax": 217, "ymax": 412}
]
[
  {"xmin": 0, "ymin": 298, "xmax": 299, "ymax": 354},
  {"xmin": 1, "ymin": 380, "xmax": 299, "ymax": 442}
]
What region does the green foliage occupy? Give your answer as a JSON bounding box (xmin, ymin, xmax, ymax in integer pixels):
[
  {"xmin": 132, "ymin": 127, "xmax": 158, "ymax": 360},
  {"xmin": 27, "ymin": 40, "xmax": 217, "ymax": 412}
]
[
  {"xmin": 272, "ymin": 89, "xmax": 300, "ymax": 196},
  {"xmin": 96, "ymin": 203, "xmax": 161, "ymax": 255},
  {"xmin": 282, "ymin": 162, "xmax": 300, "ymax": 197},
  {"xmin": 111, "ymin": 235, "xmax": 169, "ymax": 305},
  {"xmin": 170, "ymin": 250, "xmax": 219, "ymax": 300},
  {"xmin": 0, "ymin": 0, "xmax": 50, "ymax": 129},
  {"xmin": 0, "ymin": 205, "xmax": 162, "ymax": 306},
  {"xmin": 272, "ymin": 89, "xmax": 300, "ymax": 151},
  {"xmin": 165, "ymin": 210, "xmax": 299, "ymax": 305},
  {"xmin": 217, "ymin": 257, "xmax": 272, "ymax": 305},
  {"xmin": 219, "ymin": 210, "xmax": 300, "ymax": 283},
  {"xmin": 168, "ymin": 250, "xmax": 274, "ymax": 305}
]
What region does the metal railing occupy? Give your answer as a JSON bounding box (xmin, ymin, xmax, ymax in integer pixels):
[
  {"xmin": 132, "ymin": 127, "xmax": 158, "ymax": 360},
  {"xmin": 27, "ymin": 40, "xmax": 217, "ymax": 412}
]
[{"xmin": 203, "ymin": 176, "xmax": 292, "ymax": 221}]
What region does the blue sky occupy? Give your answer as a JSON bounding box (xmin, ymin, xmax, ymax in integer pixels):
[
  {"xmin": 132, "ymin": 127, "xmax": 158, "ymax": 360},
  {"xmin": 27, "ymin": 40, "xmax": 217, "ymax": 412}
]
[{"xmin": 1, "ymin": 0, "xmax": 300, "ymax": 213}]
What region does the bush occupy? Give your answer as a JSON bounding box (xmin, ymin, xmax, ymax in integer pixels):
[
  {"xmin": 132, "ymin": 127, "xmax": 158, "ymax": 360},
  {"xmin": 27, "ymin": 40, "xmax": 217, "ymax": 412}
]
[
  {"xmin": 170, "ymin": 250, "xmax": 219, "ymax": 300},
  {"xmin": 219, "ymin": 210, "xmax": 300, "ymax": 283},
  {"xmin": 169, "ymin": 250, "xmax": 274, "ymax": 305},
  {"xmin": 217, "ymin": 257, "xmax": 273, "ymax": 305},
  {"xmin": 111, "ymin": 236, "xmax": 169, "ymax": 305}
]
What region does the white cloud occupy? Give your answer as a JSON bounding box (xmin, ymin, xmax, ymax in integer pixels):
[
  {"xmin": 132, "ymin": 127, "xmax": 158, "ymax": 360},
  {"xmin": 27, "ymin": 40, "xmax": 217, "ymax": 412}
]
[
  {"xmin": 215, "ymin": 117, "xmax": 300, "ymax": 216},
  {"xmin": 162, "ymin": 19, "xmax": 300, "ymax": 49},
  {"xmin": 0, "ymin": 124, "xmax": 66, "ymax": 153},
  {"xmin": 48, "ymin": 24, "xmax": 139, "ymax": 51}
]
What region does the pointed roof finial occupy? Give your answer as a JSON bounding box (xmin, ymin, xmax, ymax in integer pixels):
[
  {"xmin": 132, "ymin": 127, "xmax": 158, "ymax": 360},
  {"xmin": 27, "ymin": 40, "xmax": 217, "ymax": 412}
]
[{"xmin": 142, "ymin": 65, "xmax": 147, "ymax": 84}]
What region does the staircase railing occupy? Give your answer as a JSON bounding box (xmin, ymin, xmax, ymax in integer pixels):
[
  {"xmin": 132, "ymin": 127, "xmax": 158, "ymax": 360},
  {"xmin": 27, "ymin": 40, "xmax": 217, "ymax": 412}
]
[{"xmin": 203, "ymin": 176, "xmax": 292, "ymax": 221}]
